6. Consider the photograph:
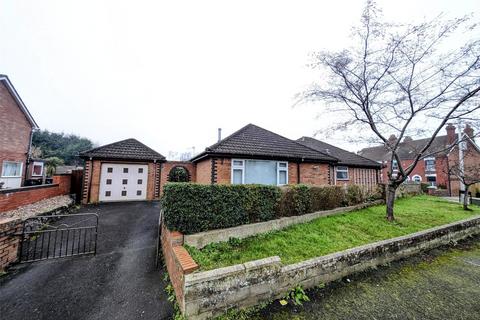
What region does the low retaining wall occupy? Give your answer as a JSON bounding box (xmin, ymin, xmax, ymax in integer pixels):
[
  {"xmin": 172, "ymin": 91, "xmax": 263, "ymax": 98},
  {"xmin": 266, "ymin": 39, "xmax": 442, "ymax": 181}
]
[
  {"xmin": 184, "ymin": 200, "xmax": 384, "ymax": 248},
  {"xmin": 0, "ymin": 217, "xmax": 22, "ymax": 271},
  {"xmin": 180, "ymin": 215, "xmax": 480, "ymax": 319},
  {"xmin": 0, "ymin": 175, "xmax": 71, "ymax": 213}
]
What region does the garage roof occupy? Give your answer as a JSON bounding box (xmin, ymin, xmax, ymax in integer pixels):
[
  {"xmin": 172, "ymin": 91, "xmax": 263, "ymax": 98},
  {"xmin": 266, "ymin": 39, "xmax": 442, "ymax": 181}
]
[{"xmin": 80, "ymin": 138, "xmax": 166, "ymax": 162}]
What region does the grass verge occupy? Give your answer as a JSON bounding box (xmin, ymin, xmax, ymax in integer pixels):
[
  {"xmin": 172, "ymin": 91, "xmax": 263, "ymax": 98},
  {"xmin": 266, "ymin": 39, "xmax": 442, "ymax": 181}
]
[{"xmin": 186, "ymin": 196, "xmax": 480, "ymax": 271}]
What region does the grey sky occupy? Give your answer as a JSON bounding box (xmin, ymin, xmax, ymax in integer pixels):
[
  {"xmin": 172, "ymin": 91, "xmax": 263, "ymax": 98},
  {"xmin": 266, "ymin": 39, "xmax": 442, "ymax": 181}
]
[{"xmin": 1, "ymin": 0, "xmax": 478, "ymax": 158}]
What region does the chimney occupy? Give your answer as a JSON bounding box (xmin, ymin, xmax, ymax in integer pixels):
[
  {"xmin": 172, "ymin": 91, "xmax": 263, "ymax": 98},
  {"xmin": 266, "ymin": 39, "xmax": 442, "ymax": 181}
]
[
  {"xmin": 218, "ymin": 128, "xmax": 222, "ymax": 142},
  {"xmin": 464, "ymin": 123, "xmax": 474, "ymax": 139},
  {"xmin": 403, "ymin": 136, "xmax": 413, "ymax": 143},
  {"xmin": 385, "ymin": 134, "xmax": 397, "ymax": 146},
  {"xmin": 446, "ymin": 123, "xmax": 456, "ymax": 145}
]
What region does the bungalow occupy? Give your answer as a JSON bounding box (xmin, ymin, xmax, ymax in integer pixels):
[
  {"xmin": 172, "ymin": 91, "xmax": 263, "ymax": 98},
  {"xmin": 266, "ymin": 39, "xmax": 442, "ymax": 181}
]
[
  {"xmin": 0, "ymin": 75, "xmax": 39, "ymax": 189},
  {"xmin": 80, "ymin": 124, "xmax": 382, "ymax": 203}
]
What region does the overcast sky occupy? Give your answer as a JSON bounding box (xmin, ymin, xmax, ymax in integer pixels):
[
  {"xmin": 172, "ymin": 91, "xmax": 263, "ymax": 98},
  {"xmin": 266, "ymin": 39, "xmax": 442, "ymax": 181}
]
[{"xmin": 1, "ymin": 0, "xmax": 478, "ymax": 159}]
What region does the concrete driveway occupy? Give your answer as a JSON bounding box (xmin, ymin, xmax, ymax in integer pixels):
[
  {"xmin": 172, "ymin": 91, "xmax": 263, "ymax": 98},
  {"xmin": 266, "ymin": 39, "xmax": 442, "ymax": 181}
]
[{"xmin": 0, "ymin": 201, "xmax": 173, "ymax": 320}]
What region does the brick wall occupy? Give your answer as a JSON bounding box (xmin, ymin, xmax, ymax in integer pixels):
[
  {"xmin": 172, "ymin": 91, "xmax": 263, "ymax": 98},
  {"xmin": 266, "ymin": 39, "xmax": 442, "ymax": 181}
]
[
  {"xmin": 160, "ymin": 161, "xmax": 196, "ymax": 193},
  {"xmin": 0, "ymin": 217, "xmax": 22, "ymax": 271},
  {"xmin": 0, "ymin": 175, "xmax": 71, "ymax": 213},
  {"xmin": 195, "ymin": 159, "xmax": 212, "ymax": 184},
  {"xmin": 0, "ymin": 82, "xmax": 33, "ymax": 188},
  {"xmin": 160, "ymin": 222, "xmax": 198, "ymax": 310},
  {"xmin": 299, "ymin": 163, "xmax": 330, "ymax": 185},
  {"xmin": 214, "ymin": 158, "xmax": 231, "ymax": 184}
]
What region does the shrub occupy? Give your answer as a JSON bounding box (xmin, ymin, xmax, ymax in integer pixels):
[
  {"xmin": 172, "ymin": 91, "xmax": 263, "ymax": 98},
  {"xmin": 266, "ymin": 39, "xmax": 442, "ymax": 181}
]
[
  {"xmin": 345, "ymin": 185, "xmax": 365, "ymax": 206},
  {"xmin": 309, "ymin": 186, "xmax": 345, "ymax": 211},
  {"xmin": 162, "ymin": 183, "xmax": 281, "ymax": 234},
  {"xmin": 277, "ymin": 185, "xmax": 312, "ymax": 217}
]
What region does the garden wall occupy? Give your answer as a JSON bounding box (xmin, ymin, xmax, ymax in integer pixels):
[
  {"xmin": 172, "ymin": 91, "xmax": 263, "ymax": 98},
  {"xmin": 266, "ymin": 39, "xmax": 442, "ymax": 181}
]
[
  {"xmin": 184, "ymin": 200, "xmax": 383, "ymax": 248},
  {"xmin": 0, "ymin": 217, "xmax": 22, "ymax": 271},
  {"xmin": 173, "ymin": 215, "xmax": 480, "ymax": 319},
  {"xmin": 0, "ymin": 174, "xmax": 71, "ymax": 213}
]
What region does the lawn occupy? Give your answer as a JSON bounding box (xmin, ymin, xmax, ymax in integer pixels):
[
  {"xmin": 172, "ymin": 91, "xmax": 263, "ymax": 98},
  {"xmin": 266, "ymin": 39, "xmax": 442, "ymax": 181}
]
[{"xmin": 186, "ymin": 196, "xmax": 480, "ymax": 271}]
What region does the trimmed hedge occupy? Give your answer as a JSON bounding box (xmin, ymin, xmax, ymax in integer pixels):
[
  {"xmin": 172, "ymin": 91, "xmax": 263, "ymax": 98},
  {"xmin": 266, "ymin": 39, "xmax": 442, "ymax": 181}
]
[{"xmin": 162, "ymin": 183, "xmax": 378, "ymax": 234}]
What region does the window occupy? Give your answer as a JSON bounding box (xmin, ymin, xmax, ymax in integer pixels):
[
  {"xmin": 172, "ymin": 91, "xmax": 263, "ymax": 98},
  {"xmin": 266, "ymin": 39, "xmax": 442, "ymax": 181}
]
[
  {"xmin": 106, "ymin": 179, "xmax": 112, "ymax": 185},
  {"xmin": 424, "ymin": 158, "xmax": 436, "ymax": 172},
  {"xmin": 121, "ymin": 191, "xmax": 127, "ymax": 196},
  {"xmin": 231, "ymin": 159, "xmax": 288, "ymax": 185},
  {"xmin": 336, "ymin": 166, "xmax": 349, "ymax": 180},
  {"xmin": 122, "ymin": 179, "xmax": 128, "ymax": 185},
  {"xmin": 426, "ymin": 175, "xmax": 437, "ymax": 187},
  {"xmin": 32, "ymin": 161, "xmax": 44, "ymax": 176},
  {"xmin": 137, "ymin": 179, "xmax": 142, "ymax": 185},
  {"xmin": 1, "ymin": 161, "xmax": 23, "ymax": 177},
  {"xmin": 392, "ymin": 160, "xmax": 399, "ymax": 171},
  {"xmin": 137, "ymin": 190, "xmax": 142, "ymax": 196},
  {"xmin": 107, "ymin": 167, "xmax": 113, "ymax": 173},
  {"xmin": 123, "ymin": 168, "xmax": 129, "ymax": 173},
  {"xmin": 105, "ymin": 191, "xmax": 111, "ymax": 197},
  {"xmin": 412, "ymin": 175, "xmax": 422, "ymax": 183},
  {"xmin": 138, "ymin": 168, "xmax": 144, "ymax": 174}
]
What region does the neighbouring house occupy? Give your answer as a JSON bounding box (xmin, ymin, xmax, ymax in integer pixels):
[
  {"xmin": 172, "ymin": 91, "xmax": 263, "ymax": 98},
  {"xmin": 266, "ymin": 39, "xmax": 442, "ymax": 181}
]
[
  {"xmin": 358, "ymin": 124, "xmax": 480, "ymax": 196},
  {"xmin": 79, "ymin": 138, "xmax": 166, "ymax": 203},
  {"xmin": 80, "ymin": 124, "xmax": 383, "ymax": 204},
  {"xmin": 0, "ymin": 74, "xmax": 39, "ymax": 189}
]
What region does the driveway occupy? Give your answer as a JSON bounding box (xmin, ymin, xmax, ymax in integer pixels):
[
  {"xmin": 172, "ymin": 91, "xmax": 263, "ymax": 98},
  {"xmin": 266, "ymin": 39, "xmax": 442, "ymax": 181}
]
[{"xmin": 0, "ymin": 201, "xmax": 173, "ymax": 320}]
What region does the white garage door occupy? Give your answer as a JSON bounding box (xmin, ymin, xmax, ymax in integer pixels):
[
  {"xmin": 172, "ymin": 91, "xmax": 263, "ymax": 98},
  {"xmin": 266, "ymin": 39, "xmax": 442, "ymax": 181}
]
[{"xmin": 99, "ymin": 163, "xmax": 148, "ymax": 201}]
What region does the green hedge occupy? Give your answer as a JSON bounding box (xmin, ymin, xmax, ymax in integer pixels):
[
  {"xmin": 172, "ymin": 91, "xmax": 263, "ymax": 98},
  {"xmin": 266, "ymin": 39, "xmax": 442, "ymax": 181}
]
[{"xmin": 162, "ymin": 183, "xmax": 376, "ymax": 234}]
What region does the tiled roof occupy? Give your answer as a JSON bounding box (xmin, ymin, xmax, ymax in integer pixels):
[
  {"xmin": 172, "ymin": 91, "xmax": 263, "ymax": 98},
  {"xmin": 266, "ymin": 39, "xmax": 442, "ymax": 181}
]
[
  {"xmin": 80, "ymin": 138, "xmax": 166, "ymax": 161},
  {"xmin": 190, "ymin": 124, "xmax": 338, "ymax": 163},
  {"xmin": 297, "ymin": 137, "xmax": 381, "ymax": 168},
  {"xmin": 358, "ymin": 135, "xmax": 450, "ymax": 162}
]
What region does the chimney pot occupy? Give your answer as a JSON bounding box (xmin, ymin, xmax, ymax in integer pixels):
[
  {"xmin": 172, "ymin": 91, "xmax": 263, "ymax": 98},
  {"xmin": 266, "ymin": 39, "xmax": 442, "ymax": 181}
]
[{"xmin": 218, "ymin": 128, "xmax": 222, "ymax": 142}]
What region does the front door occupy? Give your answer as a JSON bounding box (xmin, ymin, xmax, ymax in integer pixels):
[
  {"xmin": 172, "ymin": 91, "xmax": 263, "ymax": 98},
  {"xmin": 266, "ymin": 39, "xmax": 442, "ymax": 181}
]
[{"xmin": 99, "ymin": 163, "xmax": 148, "ymax": 201}]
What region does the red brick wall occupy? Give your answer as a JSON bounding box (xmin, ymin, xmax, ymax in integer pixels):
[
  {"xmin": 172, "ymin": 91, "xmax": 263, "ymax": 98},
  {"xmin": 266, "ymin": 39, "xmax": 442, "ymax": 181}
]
[
  {"xmin": 160, "ymin": 224, "xmax": 198, "ymax": 311},
  {"xmin": 82, "ymin": 160, "xmax": 160, "ymax": 203},
  {"xmin": 0, "ymin": 177, "xmax": 71, "ymax": 213},
  {"xmin": 0, "ymin": 82, "xmax": 33, "ymax": 187},
  {"xmin": 299, "ymin": 163, "xmax": 330, "ymax": 185},
  {"xmin": 160, "ymin": 161, "xmax": 196, "ymax": 193},
  {"xmin": 214, "ymin": 158, "xmax": 231, "ymax": 184},
  {"xmin": 0, "ymin": 217, "xmax": 22, "ymax": 271},
  {"xmin": 195, "ymin": 159, "xmax": 212, "ymax": 184}
]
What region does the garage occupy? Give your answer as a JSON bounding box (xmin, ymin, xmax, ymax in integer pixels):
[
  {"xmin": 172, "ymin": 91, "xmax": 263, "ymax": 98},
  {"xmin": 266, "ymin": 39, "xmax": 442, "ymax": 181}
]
[{"xmin": 80, "ymin": 138, "xmax": 166, "ymax": 203}]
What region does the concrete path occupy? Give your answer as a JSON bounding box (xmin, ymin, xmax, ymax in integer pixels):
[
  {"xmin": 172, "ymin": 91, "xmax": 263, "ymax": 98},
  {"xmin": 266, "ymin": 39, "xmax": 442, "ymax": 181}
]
[{"xmin": 0, "ymin": 201, "xmax": 173, "ymax": 320}]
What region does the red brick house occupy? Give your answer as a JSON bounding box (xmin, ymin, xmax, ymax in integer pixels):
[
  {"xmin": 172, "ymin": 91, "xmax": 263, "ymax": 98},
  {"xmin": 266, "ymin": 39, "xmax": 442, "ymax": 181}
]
[
  {"xmin": 0, "ymin": 75, "xmax": 39, "ymax": 189},
  {"xmin": 80, "ymin": 124, "xmax": 382, "ymax": 203},
  {"xmin": 190, "ymin": 124, "xmax": 382, "ymax": 189},
  {"xmin": 358, "ymin": 124, "xmax": 480, "ymax": 195}
]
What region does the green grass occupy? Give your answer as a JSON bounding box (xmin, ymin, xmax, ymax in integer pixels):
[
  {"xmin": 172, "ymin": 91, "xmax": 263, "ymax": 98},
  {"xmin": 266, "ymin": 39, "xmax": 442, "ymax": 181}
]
[{"xmin": 186, "ymin": 196, "xmax": 480, "ymax": 271}]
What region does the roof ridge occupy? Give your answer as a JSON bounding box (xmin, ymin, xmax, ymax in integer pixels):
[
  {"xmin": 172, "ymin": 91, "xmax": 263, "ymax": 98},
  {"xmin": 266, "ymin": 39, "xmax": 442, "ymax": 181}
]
[
  {"xmin": 206, "ymin": 124, "xmax": 254, "ymax": 151},
  {"xmin": 80, "ymin": 138, "xmax": 134, "ymax": 155}
]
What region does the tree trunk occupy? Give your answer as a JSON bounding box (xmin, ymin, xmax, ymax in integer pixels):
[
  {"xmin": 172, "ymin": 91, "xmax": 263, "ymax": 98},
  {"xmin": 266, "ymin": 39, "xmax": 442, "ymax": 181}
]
[
  {"xmin": 463, "ymin": 187, "xmax": 470, "ymax": 210},
  {"xmin": 386, "ymin": 183, "xmax": 396, "ymax": 221}
]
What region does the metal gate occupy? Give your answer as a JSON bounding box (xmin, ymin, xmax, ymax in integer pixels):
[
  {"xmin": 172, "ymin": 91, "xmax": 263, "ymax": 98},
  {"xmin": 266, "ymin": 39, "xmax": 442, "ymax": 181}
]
[{"xmin": 19, "ymin": 213, "xmax": 99, "ymax": 263}]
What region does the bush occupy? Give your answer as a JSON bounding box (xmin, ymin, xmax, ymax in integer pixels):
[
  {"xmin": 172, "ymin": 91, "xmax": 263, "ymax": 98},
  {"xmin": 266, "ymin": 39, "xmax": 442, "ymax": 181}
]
[
  {"xmin": 345, "ymin": 185, "xmax": 365, "ymax": 206},
  {"xmin": 309, "ymin": 186, "xmax": 345, "ymax": 211},
  {"xmin": 163, "ymin": 183, "xmax": 373, "ymax": 234},
  {"xmin": 162, "ymin": 183, "xmax": 281, "ymax": 234}
]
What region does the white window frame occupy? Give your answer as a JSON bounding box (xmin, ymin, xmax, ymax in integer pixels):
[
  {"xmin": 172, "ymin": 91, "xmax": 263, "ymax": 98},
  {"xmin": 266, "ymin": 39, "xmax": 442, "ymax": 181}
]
[
  {"xmin": 1, "ymin": 161, "xmax": 23, "ymax": 178},
  {"xmin": 31, "ymin": 161, "xmax": 44, "ymax": 177},
  {"xmin": 277, "ymin": 161, "xmax": 288, "ymax": 185},
  {"xmin": 412, "ymin": 175, "xmax": 422, "ymax": 183},
  {"xmin": 231, "ymin": 159, "xmax": 288, "ymax": 186},
  {"xmin": 336, "ymin": 166, "xmax": 349, "ymax": 180},
  {"xmin": 424, "ymin": 157, "xmax": 436, "ymax": 172},
  {"xmin": 392, "ymin": 160, "xmax": 399, "ymax": 172}
]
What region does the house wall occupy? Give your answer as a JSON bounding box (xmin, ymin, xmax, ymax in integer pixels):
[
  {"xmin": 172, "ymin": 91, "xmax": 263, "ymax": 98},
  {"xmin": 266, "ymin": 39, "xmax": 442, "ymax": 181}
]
[
  {"xmin": 160, "ymin": 161, "xmax": 196, "ymax": 193},
  {"xmin": 334, "ymin": 167, "xmax": 379, "ymax": 192},
  {"xmin": 448, "ymin": 141, "xmax": 480, "ymax": 196},
  {"xmin": 81, "ymin": 159, "xmax": 160, "ymax": 204},
  {"xmin": 0, "ymin": 82, "xmax": 32, "ymax": 188},
  {"xmin": 195, "ymin": 159, "xmax": 212, "ymax": 184},
  {"xmin": 380, "ymin": 158, "xmax": 449, "ymax": 187},
  {"xmin": 299, "ymin": 163, "xmax": 330, "ymax": 185}
]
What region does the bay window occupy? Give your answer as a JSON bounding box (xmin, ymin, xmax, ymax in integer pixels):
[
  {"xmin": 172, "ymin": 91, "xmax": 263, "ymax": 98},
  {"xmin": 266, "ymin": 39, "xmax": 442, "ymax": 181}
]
[{"xmin": 231, "ymin": 159, "xmax": 288, "ymax": 185}]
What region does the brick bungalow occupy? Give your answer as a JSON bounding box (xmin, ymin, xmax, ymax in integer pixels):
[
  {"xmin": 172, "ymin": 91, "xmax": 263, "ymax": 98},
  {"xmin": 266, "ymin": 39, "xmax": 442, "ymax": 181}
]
[
  {"xmin": 358, "ymin": 124, "xmax": 480, "ymax": 195},
  {"xmin": 80, "ymin": 124, "xmax": 383, "ymax": 203},
  {"xmin": 0, "ymin": 74, "xmax": 39, "ymax": 189}
]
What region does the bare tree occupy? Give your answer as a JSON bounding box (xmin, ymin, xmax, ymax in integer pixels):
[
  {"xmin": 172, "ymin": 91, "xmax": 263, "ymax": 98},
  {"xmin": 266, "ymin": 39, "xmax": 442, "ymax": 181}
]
[{"xmin": 298, "ymin": 1, "xmax": 480, "ymax": 220}]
